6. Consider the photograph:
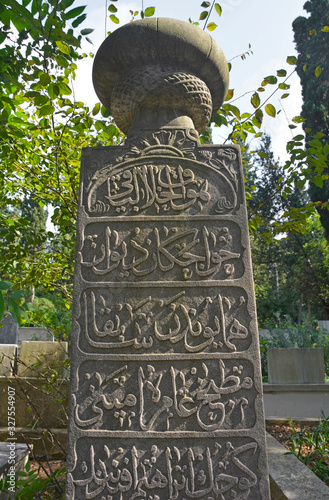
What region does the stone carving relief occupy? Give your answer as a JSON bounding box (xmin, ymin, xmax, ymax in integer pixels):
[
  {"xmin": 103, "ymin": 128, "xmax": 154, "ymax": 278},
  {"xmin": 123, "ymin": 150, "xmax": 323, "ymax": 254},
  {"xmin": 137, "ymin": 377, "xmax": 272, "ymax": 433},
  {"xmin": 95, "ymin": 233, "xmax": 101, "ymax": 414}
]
[
  {"xmin": 84, "ymin": 132, "xmax": 241, "ymax": 217},
  {"xmin": 74, "ymin": 358, "xmax": 255, "ymax": 432},
  {"xmin": 78, "ymin": 287, "xmax": 251, "ymax": 354},
  {"xmin": 80, "ymin": 221, "xmax": 244, "ymax": 282},
  {"xmin": 69, "ymin": 437, "xmax": 261, "ymax": 499}
]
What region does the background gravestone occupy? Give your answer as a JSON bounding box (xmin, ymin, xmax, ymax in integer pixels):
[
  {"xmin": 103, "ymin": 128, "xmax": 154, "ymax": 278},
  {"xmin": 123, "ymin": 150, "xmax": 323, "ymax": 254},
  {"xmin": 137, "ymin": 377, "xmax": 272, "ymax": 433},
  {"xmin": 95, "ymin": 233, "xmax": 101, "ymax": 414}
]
[
  {"xmin": 66, "ymin": 18, "xmax": 270, "ymax": 499},
  {"xmin": 0, "ymin": 314, "xmax": 18, "ymax": 345}
]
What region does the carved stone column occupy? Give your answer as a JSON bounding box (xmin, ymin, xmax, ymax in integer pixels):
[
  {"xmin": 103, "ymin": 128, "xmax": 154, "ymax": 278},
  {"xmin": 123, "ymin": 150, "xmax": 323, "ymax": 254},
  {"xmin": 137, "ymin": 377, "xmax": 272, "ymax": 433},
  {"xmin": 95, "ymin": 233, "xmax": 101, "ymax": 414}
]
[{"xmin": 66, "ymin": 18, "xmax": 270, "ymax": 499}]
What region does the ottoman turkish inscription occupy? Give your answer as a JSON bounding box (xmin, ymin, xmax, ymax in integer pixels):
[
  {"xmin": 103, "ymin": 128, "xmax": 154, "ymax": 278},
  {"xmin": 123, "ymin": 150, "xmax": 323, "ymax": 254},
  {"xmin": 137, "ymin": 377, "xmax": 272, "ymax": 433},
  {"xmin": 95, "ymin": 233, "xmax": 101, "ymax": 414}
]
[{"xmin": 66, "ymin": 17, "xmax": 270, "ymax": 499}]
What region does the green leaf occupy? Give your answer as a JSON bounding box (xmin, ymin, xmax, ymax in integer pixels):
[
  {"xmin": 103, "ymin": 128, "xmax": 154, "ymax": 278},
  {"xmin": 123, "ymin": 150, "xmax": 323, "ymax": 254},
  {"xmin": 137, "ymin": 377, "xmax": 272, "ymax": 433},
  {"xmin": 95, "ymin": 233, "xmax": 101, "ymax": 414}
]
[
  {"xmin": 72, "ymin": 13, "xmax": 87, "ymax": 28},
  {"xmin": 251, "ymin": 92, "xmax": 260, "ymax": 108},
  {"xmin": 281, "ymin": 93, "xmax": 289, "ymax": 99},
  {"xmin": 10, "ymin": 290, "xmax": 26, "ymax": 300},
  {"xmin": 38, "ymin": 104, "xmax": 55, "ymax": 116},
  {"xmin": 293, "ymin": 135, "xmax": 304, "ymax": 141},
  {"xmin": 286, "ymin": 55, "xmax": 297, "ymax": 65},
  {"xmin": 201, "ymin": 1, "xmax": 211, "ymax": 7},
  {"xmin": 92, "ymin": 102, "xmax": 100, "ymax": 115},
  {"xmin": 0, "ymin": 281, "xmax": 13, "ymax": 290},
  {"xmin": 199, "ymin": 11, "xmax": 208, "ymax": 20},
  {"xmin": 277, "ymin": 69, "xmax": 287, "ymax": 77},
  {"xmin": 214, "ymin": 3, "xmax": 222, "ymax": 16},
  {"xmin": 265, "ymin": 104, "xmax": 276, "ymax": 117},
  {"xmin": 207, "ymin": 22, "xmax": 217, "ymax": 31},
  {"xmin": 39, "ymin": 73, "xmax": 51, "ymax": 86},
  {"xmin": 262, "ymin": 75, "xmax": 277, "ymax": 85},
  {"xmin": 278, "ymin": 83, "xmax": 290, "ymax": 90},
  {"xmin": 255, "ymin": 108, "xmax": 263, "ymax": 125},
  {"xmin": 80, "ymin": 28, "xmax": 94, "ymax": 35},
  {"xmin": 323, "ymin": 144, "xmax": 329, "ymax": 156},
  {"xmin": 56, "ymin": 40, "xmax": 70, "ymax": 55},
  {"xmin": 144, "ymin": 7, "xmax": 155, "ymax": 17},
  {"xmin": 0, "ymin": 293, "xmax": 4, "ymax": 321},
  {"xmin": 315, "ymin": 66, "xmax": 322, "ymax": 78},
  {"xmin": 258, "ymin": 152, "xmax": 269, "ymax": 159},
  {"xmin": 225, "ymin": 89, "xmax": 234, "ymax": 101},
  {"xmin": 65, "ymin": 6, "xmax": 86, "ymax": 20},
  {"xmin": 108, "ymin": 4, "xmax": 117, "ymax": 13},
  {"xmin": 109, "ymin": 14, "xmax": 119, "ymax": 24},
  {"xmin": 292, "ymin": 115, "xmax": 305, "ymax": 123},
  {"xmin": 8, "ymin": 300, "xmax": 21, "ymax": 326},
  {"xmin": 313, "ymin": 132, "xmax": 325, "ymax": 139}
]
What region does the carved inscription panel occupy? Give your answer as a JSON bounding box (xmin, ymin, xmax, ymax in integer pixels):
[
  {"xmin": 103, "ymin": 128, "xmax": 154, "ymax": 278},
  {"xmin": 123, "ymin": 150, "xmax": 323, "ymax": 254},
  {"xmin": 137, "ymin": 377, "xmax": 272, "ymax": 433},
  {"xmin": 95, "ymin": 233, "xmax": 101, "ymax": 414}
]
[
  {"xmin": 68, "ymin": 437, "xmax": 262, "ymax": 500},
  {"xmin": 80, "ymin": 221, "xmax": 244, "ymax": 283},
  {"xmin": 75, "ymin": 358, "xmax": 256, "ymax": 432},
  {"xmin": 78, "ymin": 287, "xmax": 252, "ymax": 354}
]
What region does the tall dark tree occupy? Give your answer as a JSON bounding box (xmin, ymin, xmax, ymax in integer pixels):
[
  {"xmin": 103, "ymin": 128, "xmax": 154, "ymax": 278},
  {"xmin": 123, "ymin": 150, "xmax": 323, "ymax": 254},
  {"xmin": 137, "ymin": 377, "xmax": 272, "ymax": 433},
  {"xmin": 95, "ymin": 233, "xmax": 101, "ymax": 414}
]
[{"xmin": 293, "ymin": 0, "xmax": 329, "ymax": 241}]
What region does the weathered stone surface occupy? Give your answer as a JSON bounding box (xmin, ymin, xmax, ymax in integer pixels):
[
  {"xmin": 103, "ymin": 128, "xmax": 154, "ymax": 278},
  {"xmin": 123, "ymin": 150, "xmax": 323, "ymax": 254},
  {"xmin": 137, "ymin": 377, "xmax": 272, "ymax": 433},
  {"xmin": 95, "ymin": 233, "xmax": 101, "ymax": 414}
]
[
  {"xmin": 18, "ymin": 327, "xmax": 54, "ymax": 344},
  {"xmin": 267, "ymin": 348, "xmax": 325, "ymax": 384},
  {"xmin": 0, "ymin": 345, "xmax": 17, "ymax": 377},
  {"xmin": 0, "ymin": 314, "xmax": 18, "ymax": 345},
  {"xmin": 266, "ymin": 433, "xmax": 329, "ymax": 499},
  {"xmin": 17, "ymin": 341, "xmax": 68, "ymax": 378},
  {"xmin": 66, "ymin": 17, "xmax": 270, "ymax": 499},
  {"xmin": 92, "ymin": 18, "xmax": 229, "ymax": 135}
]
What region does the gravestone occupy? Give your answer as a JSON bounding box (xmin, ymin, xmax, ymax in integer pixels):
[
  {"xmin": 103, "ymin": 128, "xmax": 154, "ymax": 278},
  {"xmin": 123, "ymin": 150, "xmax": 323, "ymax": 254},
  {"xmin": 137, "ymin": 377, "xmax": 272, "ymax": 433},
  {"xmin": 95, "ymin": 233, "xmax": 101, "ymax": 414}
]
[
  {"xmin": 0, "ymin": 314, "xmax": 18, "ymax": 345},
  {"xmin": 66, "ymin": 18, "xmax": 270, "ymax": 499},
  {"xmin": 0, "ymin": 345, "xmax": 17, "ymax": 377},
  {"xmin": 17, "ymin": 341, "xmax": 68, "ymax": 378}
]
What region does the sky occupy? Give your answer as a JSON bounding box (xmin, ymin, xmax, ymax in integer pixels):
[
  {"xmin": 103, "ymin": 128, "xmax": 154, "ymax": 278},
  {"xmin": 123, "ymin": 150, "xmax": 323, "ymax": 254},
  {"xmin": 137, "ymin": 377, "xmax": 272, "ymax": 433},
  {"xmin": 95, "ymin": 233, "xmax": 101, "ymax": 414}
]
[{"xmin": 72, "ymin": 0, "xmax": 307, "ymax": 161}]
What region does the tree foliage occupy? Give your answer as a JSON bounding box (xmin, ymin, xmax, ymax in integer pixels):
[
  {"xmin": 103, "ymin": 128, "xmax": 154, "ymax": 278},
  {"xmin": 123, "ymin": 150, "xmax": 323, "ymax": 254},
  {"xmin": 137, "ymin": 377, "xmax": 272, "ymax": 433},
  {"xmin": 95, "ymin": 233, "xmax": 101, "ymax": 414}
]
[{"xmin": 293, "ymin": 0, "xmax": 329, "ymax": 241}]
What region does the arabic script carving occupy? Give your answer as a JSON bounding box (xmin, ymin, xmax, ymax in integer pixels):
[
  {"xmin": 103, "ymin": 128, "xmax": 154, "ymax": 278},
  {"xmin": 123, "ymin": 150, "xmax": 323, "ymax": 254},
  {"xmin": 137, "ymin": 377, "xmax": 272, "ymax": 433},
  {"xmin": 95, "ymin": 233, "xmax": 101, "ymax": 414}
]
[
  {"xmin": 80, "ymin": 221, "xmax": 243, "ymax": 282},
  {"xmin": 70, "ymin": 437, "xmax": 260, "ymax": 499},
  {"xmin": 74, "ymin": 359, "xmax": 255, "ymax": 431},
  {"xmin": 79, "ymin": 288, "xmax": 250, "ymax": 354},
  {"xmin": 84, "ymin": 134, "xmax": 241, "ymax": 216}
]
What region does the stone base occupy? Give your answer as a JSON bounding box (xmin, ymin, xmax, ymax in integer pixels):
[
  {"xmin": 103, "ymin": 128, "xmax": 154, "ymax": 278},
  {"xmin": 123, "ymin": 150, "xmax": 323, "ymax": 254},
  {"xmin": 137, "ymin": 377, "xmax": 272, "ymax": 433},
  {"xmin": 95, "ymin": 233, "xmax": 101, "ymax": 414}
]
[
  {"xmin": 263, "ymin": 383, "xmax": 329, "ymax": 419},
  {"xmin": 266, "ymin": 433, "xmax": 329, "ymax": 499}
]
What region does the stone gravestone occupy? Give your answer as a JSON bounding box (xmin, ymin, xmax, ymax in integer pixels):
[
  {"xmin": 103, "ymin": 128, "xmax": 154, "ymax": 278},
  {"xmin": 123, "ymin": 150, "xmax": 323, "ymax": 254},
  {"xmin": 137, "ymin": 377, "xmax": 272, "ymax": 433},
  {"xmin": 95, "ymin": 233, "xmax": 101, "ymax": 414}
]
[
  {"xmin": 66, "ymin": 18, "xmax": 270, "ymax": 499},
  {"xmin": 0, "ymin": 314, "xmax": 18, "ymax": 345}
]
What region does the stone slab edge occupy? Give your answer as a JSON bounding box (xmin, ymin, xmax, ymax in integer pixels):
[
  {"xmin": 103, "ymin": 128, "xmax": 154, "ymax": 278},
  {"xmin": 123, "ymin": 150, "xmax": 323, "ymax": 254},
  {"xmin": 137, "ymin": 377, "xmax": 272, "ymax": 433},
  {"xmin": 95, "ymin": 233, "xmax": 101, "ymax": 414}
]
[{"xmin": 266, "ymin": 432, "xmax": 329, "ymax": 499}]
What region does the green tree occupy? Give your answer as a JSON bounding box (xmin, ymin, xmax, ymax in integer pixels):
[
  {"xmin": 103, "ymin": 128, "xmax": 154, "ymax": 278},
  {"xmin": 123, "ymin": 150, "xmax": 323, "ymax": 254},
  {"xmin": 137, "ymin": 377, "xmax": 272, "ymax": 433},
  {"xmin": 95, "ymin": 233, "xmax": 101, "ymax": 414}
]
[{"xmin": 293, "ymin": 0, "xmax": 329, "ymax": 241}]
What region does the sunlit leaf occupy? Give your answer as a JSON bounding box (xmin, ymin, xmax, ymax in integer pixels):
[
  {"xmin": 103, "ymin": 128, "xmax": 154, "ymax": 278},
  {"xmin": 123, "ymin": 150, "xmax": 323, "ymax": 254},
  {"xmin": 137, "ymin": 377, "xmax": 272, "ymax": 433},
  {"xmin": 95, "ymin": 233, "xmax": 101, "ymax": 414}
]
[
  {"xmin": 321, "ymin": 26, "xmax": 329, "ymax": 32},
  {"xmin": 207, "ymin": 22, "xmax": 217, "ymax": 31},
  {"xmin": 109, "ymin": 14, "xmax": 119, "ymax": 24},
  {"xmin": 144, "ymin": 7, "xmax": 155, "ymax": 17},
  {"xmin": 199, "ymin": 11, "xmax": 208, "ymax": 20},
  {"xmin": 56, "ymin": 41, "xmax": 70, "ymax": 55},
  {"xmin": 265, "ymin": 104, "xmax": 276, "ymax": 117},
  {"xmin": 251, "ymin": 92, "xmax": 260, "ymax": 108},
  {"xmin": 315, "ymin": 66, "xmax": 322, "ymax": 77},
  {"xmin": 292, "ymin": 115, "xmax": 306, "ymax": 123},
  {"xmin": 286, "ymin": 55, "xmax": 297, "ymax": 65},
  {"xmin": 214, "ymin": 3, "xmax": 222, "ymax": 16},
  {"xmin": 92, "ymin": 103, "xmax": 100, "ymax": 116},
  {"xmin": 225, "ymin": 89, "xmax": 234, "ymax": 101}
]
